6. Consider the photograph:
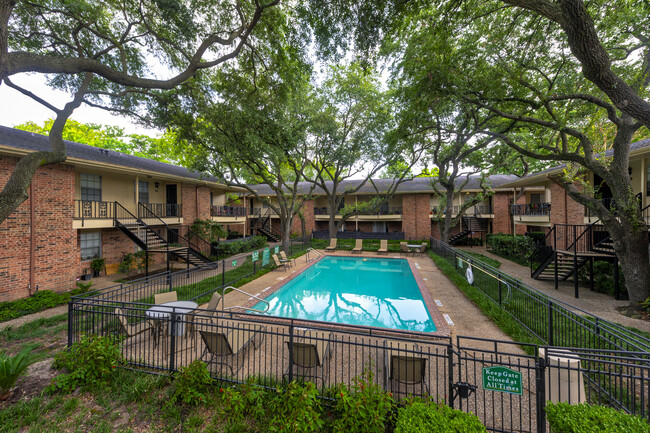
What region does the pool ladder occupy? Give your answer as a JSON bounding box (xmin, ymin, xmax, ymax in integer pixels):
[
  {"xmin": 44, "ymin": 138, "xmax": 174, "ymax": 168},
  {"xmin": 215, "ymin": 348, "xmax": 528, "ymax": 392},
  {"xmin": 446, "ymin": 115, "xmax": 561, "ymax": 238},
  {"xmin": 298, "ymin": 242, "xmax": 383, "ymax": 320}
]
[
  {"xmin": 306, "ymin": 247, "xmax": 324, "ymax": 263},
  {"xmin": 221, "ymin": 286, "xmax": 270, "ymax": 313}
]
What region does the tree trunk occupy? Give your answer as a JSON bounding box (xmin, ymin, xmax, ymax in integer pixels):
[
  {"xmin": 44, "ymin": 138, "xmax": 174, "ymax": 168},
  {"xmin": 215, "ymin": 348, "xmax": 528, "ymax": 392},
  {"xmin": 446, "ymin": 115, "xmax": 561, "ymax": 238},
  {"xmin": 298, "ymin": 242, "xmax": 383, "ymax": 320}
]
[
  {"xmin": 610, "ymin": 218, "xmax": 650, "ymax": 303},
  {"xmin": 281, "ymin": 219, "xmax": 292, "ymax": 254},
  {"xmin": 328, "ymin": 215, "xmax": 338, "ymax": 240}
]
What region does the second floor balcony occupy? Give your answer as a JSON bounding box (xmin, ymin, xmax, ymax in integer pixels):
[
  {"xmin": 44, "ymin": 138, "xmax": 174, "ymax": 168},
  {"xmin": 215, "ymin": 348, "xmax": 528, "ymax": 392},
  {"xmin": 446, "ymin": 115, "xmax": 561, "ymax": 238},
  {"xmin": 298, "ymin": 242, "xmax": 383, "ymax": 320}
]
[
  {"xmin": 211, "ymin": 205, "xmax": 247, "ymax": 217},
  {"xmin": 430, "ymin": 205, "xmax": 493, "ymax": 217},
  {"xmin": 313, "ymin": 206, "xmax": 403, "ymax": 217},
  {"xmin": 73, "ymin": 200, "xmax": 183, "ymax": 228},
  {"xmin": 511, "ymin": 202, "xmax": 551, "ymax": 217},
  {"xmin": 139, "ymin": 202, "xmax": 183, "ymax": 218}
]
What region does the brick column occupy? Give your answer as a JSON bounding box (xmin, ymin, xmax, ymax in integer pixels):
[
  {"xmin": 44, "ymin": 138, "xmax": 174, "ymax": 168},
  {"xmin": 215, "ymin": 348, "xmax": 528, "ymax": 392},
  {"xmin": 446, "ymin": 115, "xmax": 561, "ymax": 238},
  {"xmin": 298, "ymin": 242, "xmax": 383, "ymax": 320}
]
[{"xmin": 402, "ymin": 194, "xmax": 431, "ymax": 240}]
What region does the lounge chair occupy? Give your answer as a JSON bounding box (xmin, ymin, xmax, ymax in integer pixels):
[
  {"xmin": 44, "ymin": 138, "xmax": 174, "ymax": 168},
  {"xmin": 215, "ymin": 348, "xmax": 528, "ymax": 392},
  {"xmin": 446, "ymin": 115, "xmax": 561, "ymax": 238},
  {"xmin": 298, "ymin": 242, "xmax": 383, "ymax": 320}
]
[
  {"xmin": 377, "ymin": 239, "xmax": 388, "ymax": 254},
  {"xmin": 198, "ymin": 291, "xmax": 222, "ymax": 312},
  {"xmin": 279, "ymin": 251, "xmax": 297, "ymax": 267},
  {"xmin": 273, "ymin": 254, "xmax": 290, "ymax": 271},
  {"xmin": 325, "ymin": 238, "xmax": 337, "ymax": 252},
  {"xmin": 284, "ymin": 330, "xmax": 333, "ymax": 386},
  {"xmin": 200, "ymin": 321, "xmax": 265, "ymax": 375},
  {"xmin": 154, "ymin": 291, "xmax": 177, "ymax": 305},
  {"xmin": 115, "ymin": 307, "xmax": 153, "ymax": 341},
  {"xmin": 400, "ymin": 242, "xmax": 408, "ymax": 255},
  {"xmin": 419, "ymin": 243, "xmax": 427, "ymax": 256},
  {"xmin": 384, "ymin": 341, "xmax": 429, "ymax": 395},
  {"xmin": 352, "ymin": 239, "xmax": 363, "ymax": 254}
]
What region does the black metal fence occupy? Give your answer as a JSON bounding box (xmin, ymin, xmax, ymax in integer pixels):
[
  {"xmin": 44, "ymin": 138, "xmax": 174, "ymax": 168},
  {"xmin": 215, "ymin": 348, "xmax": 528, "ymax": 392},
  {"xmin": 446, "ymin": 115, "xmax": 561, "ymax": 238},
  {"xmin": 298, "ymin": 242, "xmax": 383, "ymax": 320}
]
[
  {"xmin": 311, "ymin": 230, "xmax": 405, "ymax": 240},
  {"xmin": 430, "ymin": 237, "xmax": 650, "ymax": 354}
]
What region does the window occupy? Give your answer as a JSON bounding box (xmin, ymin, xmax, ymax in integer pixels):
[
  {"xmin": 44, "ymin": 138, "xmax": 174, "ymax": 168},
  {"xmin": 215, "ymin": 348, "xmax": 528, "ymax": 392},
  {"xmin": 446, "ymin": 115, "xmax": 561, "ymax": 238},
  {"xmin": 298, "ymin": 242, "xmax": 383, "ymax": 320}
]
[
  {"xmin": 80, "ymin": 174, "xmax": 101, "ymax": 201},
  {"xmin": 529, "ymin": 193, "xmax": 542, "ymax": 204},
  {"xmin": 138, "ymin": 181, "xmax": 149, "ymax": 203},
  {"xmin": 372, "ymin": 221, "xmax": 387, "ymax": 232},
  {"xmin": 80, "ymin": 232, "xmax": 101, "ymax": 260}
]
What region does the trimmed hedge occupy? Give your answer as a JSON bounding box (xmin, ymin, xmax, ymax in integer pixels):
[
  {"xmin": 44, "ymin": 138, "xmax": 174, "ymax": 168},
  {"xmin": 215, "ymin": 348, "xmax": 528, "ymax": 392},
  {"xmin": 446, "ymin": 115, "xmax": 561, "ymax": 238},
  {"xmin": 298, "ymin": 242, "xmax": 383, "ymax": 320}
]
[
  {"xmin": 213, "ymin": 235, "xmax": 267, "ymax": 259},
  {"xmin": 486, "ymin": 234, "xmax": 536, "ymax": 265},
  {"xmin": 395, "ymin": 401, "xmax": 486, "ymax": 433},
  {"xmin": 546, "ymin": 402, "xmax": 650, "ymax": 433}
]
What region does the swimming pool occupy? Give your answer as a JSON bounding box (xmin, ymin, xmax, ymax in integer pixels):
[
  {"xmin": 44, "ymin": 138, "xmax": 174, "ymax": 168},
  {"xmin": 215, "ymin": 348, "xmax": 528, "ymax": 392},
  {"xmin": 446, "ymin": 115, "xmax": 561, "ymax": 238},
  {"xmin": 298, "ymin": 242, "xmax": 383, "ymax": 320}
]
[{"xmin": 252, "ymin": 256, "xmax": 437, "ymax": 332}]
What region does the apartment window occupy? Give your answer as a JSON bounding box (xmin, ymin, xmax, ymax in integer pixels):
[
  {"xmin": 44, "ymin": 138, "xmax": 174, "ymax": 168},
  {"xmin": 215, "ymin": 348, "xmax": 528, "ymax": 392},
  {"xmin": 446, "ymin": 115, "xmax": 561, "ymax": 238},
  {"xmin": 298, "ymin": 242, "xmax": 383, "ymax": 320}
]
[
  {"xmin": 530, "ymin": 193, "xmax": 542, "ymax": 204},
  {"xmin": 80, "ymin": 232, "xmax": 101, "ymax": 260},
  {"xmin": 372, "ymin": 221, "xmax": 387, "ymax": 232},
  {"xmin": 80, "ymin": 173, "xmax": 101, "ymax": 201},
  {"xmin": 138, "ymin": 181, "xmax": 149, "ymax": 203}
]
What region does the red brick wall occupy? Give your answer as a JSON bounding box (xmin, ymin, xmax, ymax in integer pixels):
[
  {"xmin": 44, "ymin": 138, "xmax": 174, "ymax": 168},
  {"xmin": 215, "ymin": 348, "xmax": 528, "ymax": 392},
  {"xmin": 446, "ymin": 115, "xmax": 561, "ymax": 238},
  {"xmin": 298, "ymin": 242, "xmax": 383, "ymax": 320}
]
[
  {"xmin": 550, "ymin": 182, "xmax": 583, "ymax": 226},
  {"xmin": 402, "ymin": 194, "xmax": 432, "ymax": 240},
  {"xmin": 181, "ymin": 182, "xmax": 213, "ymax": 222},
  {"xmin": 492, "ymin": 191, "xmax": 513, "ymax": 234},
  {"xmin": 0, "ymin": 156, "xmax": 78, "ymax": 301},
  {"xmin": 291, "ymin": 200, "xmax": 314, "ymax": 236}
]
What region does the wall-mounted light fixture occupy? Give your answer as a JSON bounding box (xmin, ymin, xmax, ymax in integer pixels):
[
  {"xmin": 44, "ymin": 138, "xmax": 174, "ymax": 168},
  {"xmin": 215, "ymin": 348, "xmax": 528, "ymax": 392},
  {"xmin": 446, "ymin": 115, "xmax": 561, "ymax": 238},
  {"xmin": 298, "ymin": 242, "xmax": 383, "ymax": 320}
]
[{"xmin": 154, "ymin": 182, "xmax": 160, "ymax": 192}]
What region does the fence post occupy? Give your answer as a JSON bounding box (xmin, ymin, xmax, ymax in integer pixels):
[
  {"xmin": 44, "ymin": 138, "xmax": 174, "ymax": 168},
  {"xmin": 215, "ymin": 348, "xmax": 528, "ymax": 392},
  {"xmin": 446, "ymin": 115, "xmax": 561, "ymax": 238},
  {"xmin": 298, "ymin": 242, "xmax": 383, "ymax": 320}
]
[
  {"xmin": 547, "ymin": 300, "xmax": 554, "ymax": 346},
  {"xmin": 535, "ymin": 355, "xmax": 547, "ymax": 433},
  {"xmin": 222, "ymin": 260, "xmax": 226, "ymax": 287},
  {"xmin": 169, "ymin": 312, "xmax": 177, "ymax": 373},
  {"xmin": 498, "ymin": 280, "xmax": 502, "ymax": 305},
  {"xmin": 454, "ymin": 252, "xmax": 458, "ymax": 270},
  {"xmin": 67, "ymin": 301, "xmax": 73, "ymax": 348},
  {"xmin": 288, "ymin": 322, "xmax": 295, "ymax": 383},
  {"xmin": 573, "ymin": 250, "xmax": 579, "ymax": 298},
  {"xmin": 447, "ymin": 344, "xmax": 455, "ymax": 409}
]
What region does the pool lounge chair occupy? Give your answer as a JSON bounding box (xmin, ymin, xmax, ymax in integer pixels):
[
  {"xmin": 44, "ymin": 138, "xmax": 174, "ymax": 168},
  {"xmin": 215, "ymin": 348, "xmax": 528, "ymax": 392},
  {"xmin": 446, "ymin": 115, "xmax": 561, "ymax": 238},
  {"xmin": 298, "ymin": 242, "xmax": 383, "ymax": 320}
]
[
  {"xmin": 325, "ymin": 238, "xmax": 337, "ymax": 252},
  {"xmin": 279, "ymin": 251, "xmax": 297, "ymax": 267},
  {"xmin": 419, "ymin": 243, "xmax": 427, "ymax": 256},
  {"xmin": 199, "ymin": 321, "xmax": 265, "ymax": 375},
  {"xmin": 284, "ymin": 330, "xmax": 333, "ymax": 386},
  {"xmin": 198, "ymin": 291, "xmax": 222, "ymax": 312},
  {"xmin": 154, "ymin": 291, "xmax": 177, "ymax": 305},
  {"xmin": 400, "ymin": 242, "xmax": 409, "ymax": 255},
  {"xmin": 384, "ymin": 341, "xmax": 429, "ymax": 395},
  {"xmin": 273, "ymin": 254, "xmax": 290, "ymax": 271},
  {"xmin": 377, "ymin": 239, "xmax": 388, "ymax": 254},
  {"xmin": 352, "ymin": 239, "xmax": 363, "ymax": 254}
]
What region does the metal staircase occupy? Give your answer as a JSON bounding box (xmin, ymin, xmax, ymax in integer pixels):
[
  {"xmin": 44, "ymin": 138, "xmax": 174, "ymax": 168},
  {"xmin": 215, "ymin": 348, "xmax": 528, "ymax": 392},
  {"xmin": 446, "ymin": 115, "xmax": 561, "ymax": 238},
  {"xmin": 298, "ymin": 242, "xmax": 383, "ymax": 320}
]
[
  {"xmin": 250, "ymin": 209, "xmax": 281, "ymax": 242},
  {"xmin": 114, "ymin": 202, "xmax": 216, "ymax": 271},
  {"xmin": 449, "ymin": 214, "xmax": 489, "ymax": 245}
]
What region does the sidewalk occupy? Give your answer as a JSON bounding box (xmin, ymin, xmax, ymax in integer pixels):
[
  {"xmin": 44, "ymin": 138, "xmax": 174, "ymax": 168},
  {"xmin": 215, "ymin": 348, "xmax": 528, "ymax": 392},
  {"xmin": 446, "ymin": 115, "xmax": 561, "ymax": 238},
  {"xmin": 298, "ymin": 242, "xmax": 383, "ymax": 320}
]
[{"xmin": 457, "ymin": 246, "xmax": 650, "ymax": 333}]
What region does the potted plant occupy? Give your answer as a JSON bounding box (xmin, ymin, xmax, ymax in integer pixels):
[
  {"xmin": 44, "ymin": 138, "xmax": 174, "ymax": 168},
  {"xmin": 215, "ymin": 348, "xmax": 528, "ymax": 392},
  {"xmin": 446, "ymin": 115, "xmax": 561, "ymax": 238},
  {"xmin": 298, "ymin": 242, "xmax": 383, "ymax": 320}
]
[
  {"xmin": 89, "ymin": 257, "xmax": 106, "ymax": 277},
  {"xmin": 80, "ymin": 267, "xmax": 92, "ymax": 280}
]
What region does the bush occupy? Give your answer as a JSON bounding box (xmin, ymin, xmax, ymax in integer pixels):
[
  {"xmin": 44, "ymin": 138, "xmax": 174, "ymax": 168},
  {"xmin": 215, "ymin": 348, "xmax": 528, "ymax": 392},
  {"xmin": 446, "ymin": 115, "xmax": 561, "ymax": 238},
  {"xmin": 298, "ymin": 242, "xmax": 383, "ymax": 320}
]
[
  {"xmin": 89, "ymin": 257, "xmax": 106, "ymax": 275},
  {"xmin": 577, "ymin": 260, "xmax": 627, "ymax": 297},
  {"xmin": 0, "ymin": 347, "xmax": 35, "ymax": 395},
  {"xmin": 268, "ymin": 381, "xmax": 323, "ymax": 432},
  {"xmin": 190, "ymin": 218, "xmax": 226, "ymax": 243},
  {"xmin": 546, "ymin": 402, "xmax": 650, "ymax": 433},
  {"xmin": 170, "ymin": 360, "xmax": 212, "ymax": 405},
  {"xmin": 395, "ymin": 401, "xmax": 486, "ymax": 433},
  {"xmin": 526, "ymin": 231, "xmax": 546, "ymax": 244},
  {"xmin": 0, "ymin": 290, "xmax": 73, "ymax": 322},
  {"xmin": 48, "ymin": 334, "xmax": 122, "ymax": 393},
  {"xmin": 214, "ymin": 235, "xmax": 267, "ymax": 259},
  {"xmin": 332, "ymin": 367, "xmax": 395, "ymax": 433},
  {"xmin": 486, "ymin": 234, "xmax": 536, "ymax": 263}
]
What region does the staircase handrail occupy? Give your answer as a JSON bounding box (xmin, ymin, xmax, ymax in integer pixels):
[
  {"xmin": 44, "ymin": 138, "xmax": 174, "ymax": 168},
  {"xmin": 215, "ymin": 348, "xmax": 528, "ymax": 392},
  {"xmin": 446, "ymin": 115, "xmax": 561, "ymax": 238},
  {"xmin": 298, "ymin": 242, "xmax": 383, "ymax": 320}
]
[
  {"xmin": 138, "ymin": 202, "xmax": 193, "ymax": 257},
  {"xmin": 182, "ymin": 225, "xmax": 215, "ymax": 258},
  {"xmin": 529, "ymin": 225, "xmax": 556, "ymax": 275},
  {"xmin": 115, "ymin": 202, "xmax": 169, "ymax": 255}
]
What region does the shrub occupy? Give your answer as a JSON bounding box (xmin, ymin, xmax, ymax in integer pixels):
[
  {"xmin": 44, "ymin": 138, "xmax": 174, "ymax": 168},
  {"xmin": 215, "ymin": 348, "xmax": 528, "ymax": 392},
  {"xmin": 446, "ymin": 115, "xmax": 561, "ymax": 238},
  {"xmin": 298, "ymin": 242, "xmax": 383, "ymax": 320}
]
[
  {"xmin": 48, "ymin": 334, "xmax": 122, "ymax": 393},
  {"xmin": 577, "ymin": 260, "xmax": 627, "ymax": 297},
  {"xmin": 75, "ymin": 279, "xmax": 94, "ymax": 293},
  {"xmin": 214, "ymin": 235, "xmax": 267, "ymax": 259},
  {"xmin": 190, "ymin": 218, "xmax": 226, "ymax": 243},
  {"xmin": 118, "ymin": 253, "xmax": 136, "ymax": 275},
  {"xmin": 395, "ymin": 401, "xmax": 486, "ymax": 433},
  {"xmin": 0, "ymin": 290, "xmax": 72, "ymax": 322},
  {"xmin": 170, "ymin": 360, "xmax": 212, "ymax": 405},
  {"xmin": 89, "ymin": 257, "xmax": 106, "ymax": 275},
  {"xmin": 545, "ymin": 402, "xmax": 650, "ymax": 433},
  {"xmin": 0, "ymin": 347, "xmax": 35, "ymax": 395},
  {"xmin": 268, "ymin": 381, "xmax": 323, "ymax": 433},
  {"xmin": 486, "ymin": 234, "xmax": 536, "ymax": 262},
  {"xmin": 332, "ymin": 367, "xmax": 395, "ymax": 433}
]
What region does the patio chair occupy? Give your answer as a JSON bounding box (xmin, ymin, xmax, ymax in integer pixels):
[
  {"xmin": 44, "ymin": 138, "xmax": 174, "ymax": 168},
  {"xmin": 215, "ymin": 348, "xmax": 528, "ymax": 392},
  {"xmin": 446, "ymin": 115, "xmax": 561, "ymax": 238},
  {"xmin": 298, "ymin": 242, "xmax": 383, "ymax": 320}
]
[
  {"xmin": 284, "ymin": 330, "xmax": 333, "ymax": 386},
  {"xmin": 115, "ymin": 307, "xmax": 153, "ymax": 341},
  {"xmin": 154, "ymin": 291, "xmax": 177, "ymax": 305},
  {"xmin": 419, "ymin": 243, "xmax": 427, "ymax": 256},
  {"xmin": 400, "ymin": 242, "xmax": 409, "ymax": 255},
  {"xmin": 279, "ymin": 251, "xmax": 297, "ymax": 267},
  {"xmin": 325, "ymin": 238, "xmax": 337, "ymax": 252},
  {"xmin": 384, "ymin": 341, "xmax": 429, "ymax": 395},
  {"xmin": 352, "ymin": 239, "xmax": 363, "ymax": 254},
  {"xmin": 198, "ymin": 291, "xmax": 223, "ymax": 312},
  {"xmin": 377, "ymin": 239, "xmax": 388, "ymax": 254},
  {"xmin": 199, "ymin": 321, "xmax": 265, "ymax": 375},
  {"xmin": 273, "ymin": 254, "xmax": 290, "ymax": 271}
]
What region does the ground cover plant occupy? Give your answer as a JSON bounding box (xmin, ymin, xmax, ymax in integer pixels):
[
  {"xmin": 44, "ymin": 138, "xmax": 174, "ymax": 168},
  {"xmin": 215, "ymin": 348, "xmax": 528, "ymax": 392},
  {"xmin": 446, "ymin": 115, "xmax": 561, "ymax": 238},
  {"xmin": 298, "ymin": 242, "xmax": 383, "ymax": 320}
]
[
  {"xmin": 0, "ymin": 286, "xmax": 90, "ymax": 323},
  {"xmin": 545, "ymin": 402, "xmax": 650, "ymax": 433}
]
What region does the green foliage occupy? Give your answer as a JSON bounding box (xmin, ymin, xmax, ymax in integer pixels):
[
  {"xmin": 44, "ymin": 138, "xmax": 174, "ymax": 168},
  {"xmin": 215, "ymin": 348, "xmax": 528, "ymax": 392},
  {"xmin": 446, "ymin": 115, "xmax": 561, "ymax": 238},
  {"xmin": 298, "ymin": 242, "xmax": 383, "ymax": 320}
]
[
  {"xmin": 118, "ymin": 253, "xmax": 136, "ymax": 275},
  {"xmin": 214, "ymin": 236, "xmax": 267, "ymax": 259},
  {"xmin": 170, "ymin": 360, "xmax": 212, "ymax": 406},
  {"xmin": 48, "ymin": 334, "xmax": 122, "ymax": 394},
  {"xmin": 578, "ymin": 261, "xmax": 627, "ymax": 297},
  {"xmin": 395, "ymin": 400, "xmax": 486, "ymax": 433},
  {"xmin": 486, "ymin": 234, "xmax": 536, "ymax": 264},
  {"xmin": 546, "ymin": 402, "xmax": 650, "ymax": 433},
  {"xmin": 134, "ymin": 250, "xmax": 152, "ymax": 273},
  {"xmin": 463, "ymin": 252, "xmax": 501, "ymax": 269},
  {"xmin": 190, "ymin": 218, "xmax": 226, "ymax": 243},
  {"xmin": 0, "ymin": 347, "xmax": 35, "ymax": 394},
  {"xmin": 641, "ymin": 297, "xmax": 650, "ymax": 312},
  {"xmin": 74, "ymin": 279, "xmax": 94, "ymax": 293},
  {"xmin": 269, "ymin": 381, "xmax": 323, "ymax": 433},
  {"xmin": 0, "ymin": 290, "xmax": 78, "ymax": 322},
  {"xmin": 89, "ymin": 257, "xmax": 106, "ymax": 274},
  {"xmin": 332, "ymin": 367, "xmax": 395, "ymax": 433}
]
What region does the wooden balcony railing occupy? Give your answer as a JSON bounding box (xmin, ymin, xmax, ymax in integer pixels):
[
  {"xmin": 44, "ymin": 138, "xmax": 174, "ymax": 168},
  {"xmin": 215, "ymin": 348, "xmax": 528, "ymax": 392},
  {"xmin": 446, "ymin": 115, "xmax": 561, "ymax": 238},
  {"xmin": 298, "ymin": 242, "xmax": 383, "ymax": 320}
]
[{"xmin": 74, "ymin": 200, "xmax": 115, "ymax": 226}]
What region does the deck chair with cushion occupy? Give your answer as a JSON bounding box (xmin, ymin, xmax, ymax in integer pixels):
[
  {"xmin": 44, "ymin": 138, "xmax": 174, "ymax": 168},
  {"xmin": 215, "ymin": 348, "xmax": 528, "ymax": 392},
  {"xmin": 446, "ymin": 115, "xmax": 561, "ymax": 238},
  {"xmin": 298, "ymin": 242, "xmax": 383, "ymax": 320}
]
[
  {"xmin": 400, "ymin": 242, "xmax": 409, "ymax": 255},
  {"xmin": 115, "ymin": 307, "xmax": 153, "ymax": 342},
  {"xmin": 384, "ymin": 341, "xmax": 429, "ymax": 395},
  {"xmin": 279, "ymin": 251, "xmax": 297, "ymax": 267},
  {"xmin": 325, "ymin": 238, "xmax": 337, "ymax": 252},
  {"xmin": 154, "ymin": 291, "xmax": 177, "ymax": 305},
  {"xmin": 273, "ymin": 254, "xmax": 290, "ymax": 271},
  {"xmin": 377, "ymin": 239, "xmax": 389, "ymax": 254},
  {"xmin": 419, "ymin": 243, "xmax": 427, "ymax": 256},
  {"xmin": 198, "ymin": 291, "xmax": 222, "ymax": 312},
  {"xmin": 199, "ymin": 321, "xmax": 265, "ymax": 375},
  {"xmin": 284, "ymin": 330, "xmax": 333, "ymax": 386},
  {"xmin": 352, "ymin": 239, "xmax": 363, "ymax": 254}
]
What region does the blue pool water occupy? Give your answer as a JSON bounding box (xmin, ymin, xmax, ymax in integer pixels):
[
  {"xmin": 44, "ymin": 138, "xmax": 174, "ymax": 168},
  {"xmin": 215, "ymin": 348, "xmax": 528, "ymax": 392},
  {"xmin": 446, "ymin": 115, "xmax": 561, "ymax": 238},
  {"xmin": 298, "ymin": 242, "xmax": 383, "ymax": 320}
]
[{"xmin": 252, "ymin": 256, "xmax": 436, "ymax": 332}]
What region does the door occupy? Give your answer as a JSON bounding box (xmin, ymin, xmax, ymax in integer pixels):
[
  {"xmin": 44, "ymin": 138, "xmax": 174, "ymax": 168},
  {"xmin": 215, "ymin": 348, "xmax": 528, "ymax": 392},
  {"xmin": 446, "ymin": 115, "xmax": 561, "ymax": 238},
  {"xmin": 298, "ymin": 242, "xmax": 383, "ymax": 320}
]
[{"xmin": 166, "ymin": 184, "xmax": 178, "ymax": 217}]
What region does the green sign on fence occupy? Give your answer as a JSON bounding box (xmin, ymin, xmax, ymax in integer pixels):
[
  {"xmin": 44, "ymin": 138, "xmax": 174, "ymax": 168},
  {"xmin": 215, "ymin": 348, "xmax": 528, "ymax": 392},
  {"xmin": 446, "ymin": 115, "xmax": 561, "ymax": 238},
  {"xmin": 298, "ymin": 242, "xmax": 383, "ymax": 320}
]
[
  {"xmin": 232, "ymin": 260, "xmax": 237, "ymax": 267},
  {"xmin": 262, "ymin": 248, "xmax": 270, "ymax": 266},
  {"xmin": 274, "ymin": 245, "xmax": 280, "ymax": 254},
  {"xmin": 482, "ymin": 366, "xmax": 522, "ymax": 395},
  {"xmin": 252, "ymin": 251, "xmax": 259, "ymax": 262}
]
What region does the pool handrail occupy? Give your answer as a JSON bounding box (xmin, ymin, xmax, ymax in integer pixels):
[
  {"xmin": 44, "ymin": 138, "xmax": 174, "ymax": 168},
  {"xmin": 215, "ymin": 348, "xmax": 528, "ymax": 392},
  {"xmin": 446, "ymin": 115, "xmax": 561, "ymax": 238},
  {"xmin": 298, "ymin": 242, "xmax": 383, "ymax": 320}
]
[
  {"xmin": 222, "ymin": 285, "xmax": 270, "ymax": 314},
  {"xmin": 306, "ymin": 247, "xmax": 324, "ymax": 262}
]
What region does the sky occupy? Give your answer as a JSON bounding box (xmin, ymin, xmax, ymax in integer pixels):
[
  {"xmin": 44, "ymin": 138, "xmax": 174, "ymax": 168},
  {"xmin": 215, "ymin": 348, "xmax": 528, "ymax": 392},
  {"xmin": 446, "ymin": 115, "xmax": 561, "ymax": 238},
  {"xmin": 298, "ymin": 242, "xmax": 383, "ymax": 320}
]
[{"xmin": 0, "ymin": 73, "xmax": 160, "ymax": 136}]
